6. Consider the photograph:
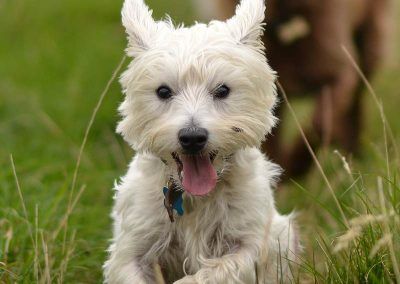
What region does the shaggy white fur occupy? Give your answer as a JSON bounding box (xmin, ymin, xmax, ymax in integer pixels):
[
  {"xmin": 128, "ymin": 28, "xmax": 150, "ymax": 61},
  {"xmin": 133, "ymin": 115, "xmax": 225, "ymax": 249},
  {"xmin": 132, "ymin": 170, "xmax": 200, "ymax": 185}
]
[{"xmin": 103, "ymin": 0, "xmax": 300, "ymax": 283}]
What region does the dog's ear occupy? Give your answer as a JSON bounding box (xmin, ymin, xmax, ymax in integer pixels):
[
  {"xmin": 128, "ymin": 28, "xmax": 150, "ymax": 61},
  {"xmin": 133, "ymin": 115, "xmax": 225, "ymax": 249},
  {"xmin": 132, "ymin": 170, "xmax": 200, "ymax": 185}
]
[
  {"xmin": 122, "ymin": 0, "xmax": 158, "ymax": 56},
  {"xmin": 225, "ymin": 0, "xmax": 266, "ymax": 48}
]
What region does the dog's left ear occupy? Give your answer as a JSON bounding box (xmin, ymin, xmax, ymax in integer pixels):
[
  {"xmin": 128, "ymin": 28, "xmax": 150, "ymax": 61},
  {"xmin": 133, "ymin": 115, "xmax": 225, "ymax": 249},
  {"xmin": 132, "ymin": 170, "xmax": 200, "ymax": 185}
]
[
  {"xmin": 122, "ymin": 0, "xmax": 158, "ymax": 56},
  {"xmin": 225, "ymin": 0, "xmax": 266, "ymax": 48}
]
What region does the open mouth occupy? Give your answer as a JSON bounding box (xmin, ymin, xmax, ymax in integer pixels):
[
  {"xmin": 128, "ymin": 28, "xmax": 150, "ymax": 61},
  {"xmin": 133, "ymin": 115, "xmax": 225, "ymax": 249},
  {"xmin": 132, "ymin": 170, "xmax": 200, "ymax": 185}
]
[{"xmin": 172, "ymin": 151, "xmax": 218, "ymax": 196}]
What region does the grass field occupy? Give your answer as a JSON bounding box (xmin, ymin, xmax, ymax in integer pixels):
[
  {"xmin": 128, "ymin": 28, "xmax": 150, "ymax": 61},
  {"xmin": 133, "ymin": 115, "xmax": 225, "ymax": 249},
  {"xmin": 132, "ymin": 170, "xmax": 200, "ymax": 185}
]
[{"xmin": 0, "ymin": 0, "xmax": 399, "ymax": 283}]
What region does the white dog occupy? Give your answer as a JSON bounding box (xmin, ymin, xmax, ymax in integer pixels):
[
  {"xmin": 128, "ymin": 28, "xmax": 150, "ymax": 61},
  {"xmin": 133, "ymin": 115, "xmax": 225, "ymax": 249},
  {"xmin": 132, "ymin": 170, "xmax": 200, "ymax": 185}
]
[{"xmin": 103, "ymin": 0, "xmax": 300, "ymax": 283}]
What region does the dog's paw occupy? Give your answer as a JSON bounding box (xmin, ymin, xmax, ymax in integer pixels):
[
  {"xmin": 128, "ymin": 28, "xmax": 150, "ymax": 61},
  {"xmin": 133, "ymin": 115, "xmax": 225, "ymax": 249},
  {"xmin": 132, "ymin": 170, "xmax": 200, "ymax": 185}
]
[{"xmin": 173, "ymin": 275, "xmax": 198, "ymax": 284}]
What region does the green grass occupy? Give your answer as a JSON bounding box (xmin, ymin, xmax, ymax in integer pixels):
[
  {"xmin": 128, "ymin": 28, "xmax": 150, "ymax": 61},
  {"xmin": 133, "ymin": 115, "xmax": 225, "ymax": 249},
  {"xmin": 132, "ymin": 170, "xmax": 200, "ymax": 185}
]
[{"xmin": 0, "ymin": 0, "xmax": 399, "ymax": 283}]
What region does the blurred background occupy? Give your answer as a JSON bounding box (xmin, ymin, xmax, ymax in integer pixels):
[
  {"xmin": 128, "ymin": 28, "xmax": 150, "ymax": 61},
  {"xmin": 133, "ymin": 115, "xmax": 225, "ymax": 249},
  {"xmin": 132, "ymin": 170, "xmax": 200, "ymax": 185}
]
[{"xmin": 0, "ymin": 0, "xmax": 399, "ymax": 282}]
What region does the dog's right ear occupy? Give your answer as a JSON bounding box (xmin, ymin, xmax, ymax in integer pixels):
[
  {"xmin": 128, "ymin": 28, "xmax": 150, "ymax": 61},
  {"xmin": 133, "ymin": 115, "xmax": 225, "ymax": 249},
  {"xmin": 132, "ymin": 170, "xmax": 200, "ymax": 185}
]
[
  {"xmin": 225, "ymin": 0, "xmax": 266, "ymax": 49},
  {"xmin": 122, "ymin": 0, "xmax": 157, "ymax": 56}
]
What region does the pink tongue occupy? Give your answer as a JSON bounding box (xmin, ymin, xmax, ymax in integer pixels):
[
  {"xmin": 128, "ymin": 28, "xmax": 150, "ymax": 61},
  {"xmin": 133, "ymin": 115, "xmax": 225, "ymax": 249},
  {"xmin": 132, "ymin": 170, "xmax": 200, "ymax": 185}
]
[{"xmin": 181, "ymin": 155, "xmax": 217, "ymax": 196}]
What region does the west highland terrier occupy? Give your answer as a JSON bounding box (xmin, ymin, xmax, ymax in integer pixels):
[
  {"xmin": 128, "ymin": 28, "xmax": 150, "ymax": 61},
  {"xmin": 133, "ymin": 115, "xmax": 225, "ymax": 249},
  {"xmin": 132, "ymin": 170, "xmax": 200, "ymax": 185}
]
[{"xmin": 103, "ymin": 0, "xmax": 300, "ymax": 283}]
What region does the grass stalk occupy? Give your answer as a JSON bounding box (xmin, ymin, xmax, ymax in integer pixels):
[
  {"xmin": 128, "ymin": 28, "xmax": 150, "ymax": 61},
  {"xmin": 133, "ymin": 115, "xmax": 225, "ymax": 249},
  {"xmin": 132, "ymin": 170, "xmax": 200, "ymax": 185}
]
[
  {"xmin": 10, "ymin": 155, "xmax": 35, "ymax": 243},
  {"xmin": 58, "ymin": 229, "xmax": 77, "ymax": 284},
  {"xmin": 341, "ymin": 45, "xmax": 399, "ymax": 171},
  {"xmin": 67, "ymin": 54, "xmax": 126, "ymax": 207},
  {"xmin": 277, "ymin": 81, "xmax": 349, "ymax": 228},
  {"xmin": 35, "ymin": 204, "xmax": 40, "ymax": 282},
  {"xmin": 56, "ymin": 55, "xmax": 126, "ymax": 244},
  {"xmin": 40, "ymin": 230, "xmax": 51, "ymax": 284},
  {"xmin": 377, "ymin": 177, "xmax": 400, "ymax": 282}
]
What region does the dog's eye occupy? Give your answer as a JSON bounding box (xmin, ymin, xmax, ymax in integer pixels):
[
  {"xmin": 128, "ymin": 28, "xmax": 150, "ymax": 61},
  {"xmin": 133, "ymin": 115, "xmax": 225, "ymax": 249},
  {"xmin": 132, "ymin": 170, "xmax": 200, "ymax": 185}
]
[
  {"xmin": 156, "ymin": 85, "xmax": 172, "ymax": 100},
  {"xmin": 213, "ymin": 84, "xmax": 230, "ymax": 99}
]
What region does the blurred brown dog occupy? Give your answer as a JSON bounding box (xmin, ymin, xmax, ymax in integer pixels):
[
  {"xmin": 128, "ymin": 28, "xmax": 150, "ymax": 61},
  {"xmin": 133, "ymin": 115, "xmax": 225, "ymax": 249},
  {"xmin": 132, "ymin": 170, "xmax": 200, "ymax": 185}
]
[{"xmin": 194, "ymin": 0, "xmax": 389, "ymax": 178}]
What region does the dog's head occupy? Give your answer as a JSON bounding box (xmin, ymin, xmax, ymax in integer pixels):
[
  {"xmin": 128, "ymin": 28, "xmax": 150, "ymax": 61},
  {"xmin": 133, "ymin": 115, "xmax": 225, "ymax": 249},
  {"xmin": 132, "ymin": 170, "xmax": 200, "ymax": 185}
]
[{"xmin": 118, "ymin": 0, "xmax": 277, "ymax": 196}]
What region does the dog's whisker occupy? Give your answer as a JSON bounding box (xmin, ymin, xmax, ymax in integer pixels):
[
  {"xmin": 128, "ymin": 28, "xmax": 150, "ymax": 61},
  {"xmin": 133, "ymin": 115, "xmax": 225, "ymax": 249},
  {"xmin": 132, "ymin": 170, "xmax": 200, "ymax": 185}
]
[{"xmin": 231, "ymin": 126, "xmax": 244, "ymax": 133}]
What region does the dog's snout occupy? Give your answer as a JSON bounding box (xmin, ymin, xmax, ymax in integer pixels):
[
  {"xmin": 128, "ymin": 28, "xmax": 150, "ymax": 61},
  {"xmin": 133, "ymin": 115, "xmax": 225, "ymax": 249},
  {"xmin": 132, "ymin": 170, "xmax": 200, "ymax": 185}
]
[{"xmin": 178, "ymin": 127, "xmax": 208, "ymax": 154}]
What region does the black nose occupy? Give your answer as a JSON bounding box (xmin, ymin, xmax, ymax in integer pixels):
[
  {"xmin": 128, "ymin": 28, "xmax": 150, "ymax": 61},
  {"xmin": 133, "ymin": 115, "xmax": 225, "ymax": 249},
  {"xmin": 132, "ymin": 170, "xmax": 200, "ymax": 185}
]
[{"xmin": 178, "ymin": 127, "xmax": 208, "ymax": 154}]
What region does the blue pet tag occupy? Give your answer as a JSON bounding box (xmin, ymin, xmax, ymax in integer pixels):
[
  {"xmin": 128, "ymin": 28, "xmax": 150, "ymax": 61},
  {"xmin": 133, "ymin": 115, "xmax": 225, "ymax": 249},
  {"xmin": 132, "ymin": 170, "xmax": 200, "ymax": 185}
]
[{"xmin": 163, "ymin": 186, "xmax": 184, "ymax": 221}]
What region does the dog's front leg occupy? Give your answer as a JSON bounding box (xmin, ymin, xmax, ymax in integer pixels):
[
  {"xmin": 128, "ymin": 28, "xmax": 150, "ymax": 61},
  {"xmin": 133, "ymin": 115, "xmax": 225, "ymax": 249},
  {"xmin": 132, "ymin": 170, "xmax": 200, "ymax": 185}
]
[
  {"xmin": 174, "ymin": 248, "xmax": 257, "ymax": 284},
  {"xmin": 104, "ymin": 255, "xmax": 154, "ymax": 284},
  {"xmin": 104, "ymin": 153, "xmax": 169, "ymax": 283},
  {"xmin": 104, "ymin": 231, "xmax": 159, "ymax": 284}
]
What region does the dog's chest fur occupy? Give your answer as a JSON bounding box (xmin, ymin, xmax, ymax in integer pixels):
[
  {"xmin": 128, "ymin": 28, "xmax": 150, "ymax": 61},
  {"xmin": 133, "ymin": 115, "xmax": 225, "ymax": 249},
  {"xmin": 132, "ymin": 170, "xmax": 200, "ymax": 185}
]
[{"xmin": 159, "ymin": 192, "xmax": 242, "ymax": 279}]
